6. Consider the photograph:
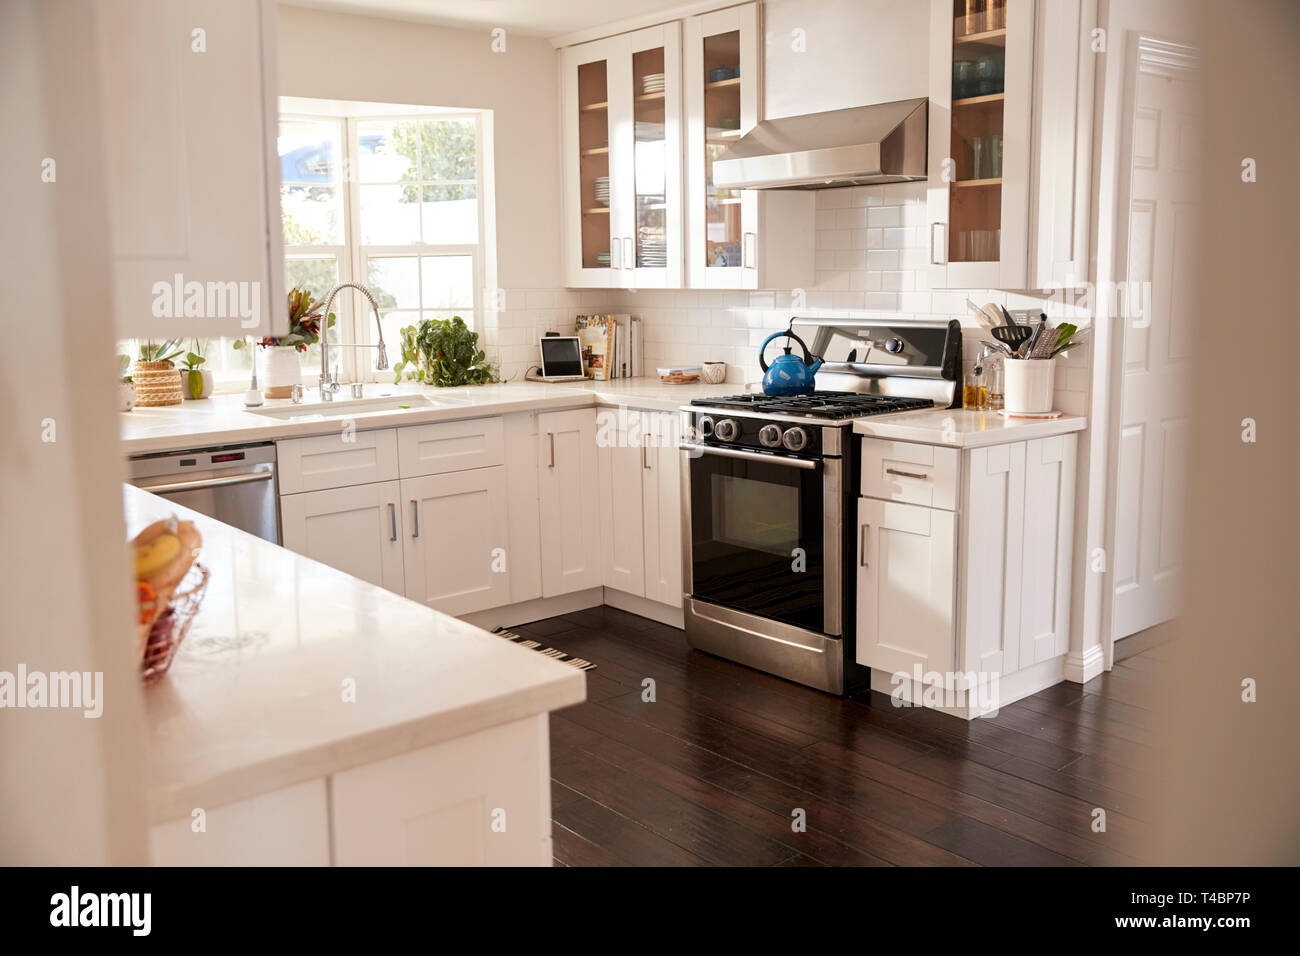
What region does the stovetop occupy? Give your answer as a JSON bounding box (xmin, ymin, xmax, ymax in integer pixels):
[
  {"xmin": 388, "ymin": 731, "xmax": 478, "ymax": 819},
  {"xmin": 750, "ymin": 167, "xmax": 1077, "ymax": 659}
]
[{"xmin": 691, "ymin": 391, "xmax": 936, "ymax": 421}]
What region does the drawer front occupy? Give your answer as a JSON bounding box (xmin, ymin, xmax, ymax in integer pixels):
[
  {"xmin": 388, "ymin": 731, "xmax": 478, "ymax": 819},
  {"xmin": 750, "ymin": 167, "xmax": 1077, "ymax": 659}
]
[
  {"xmin": 398, "ymin": 417, "xmax": 505, "ymax": 478},
  {"xmin": 277, "ymin": 429, "xmax": 398, "ymax": 494},
  {"xmin": 860, "ymin": 438, "xmax": 958, "ymax": 510}
]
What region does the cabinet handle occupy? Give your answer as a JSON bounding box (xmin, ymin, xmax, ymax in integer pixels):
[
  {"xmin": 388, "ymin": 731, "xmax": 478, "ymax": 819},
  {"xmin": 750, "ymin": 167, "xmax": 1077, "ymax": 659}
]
[
  {"xmin": 389, "ymin": 502, "xmax": 397, "ymax": 542},
  {"xmin": 547, "ymin": 432, "xmax": 555, "ymax": 468},
  {"xmin": 410, "ymin": 499, "xmax": 419, "ymax": 538},
  {"xmin": 623, "ymin": 236, "xmax": 633, "ymax": 269},
  {"xmin": 886, "ymin": 467, "xmax": 929, "ymax": 481},
  {"xmin": 610, "ymin": 236, "xmax": 620, "ymax": 269},
  {"xmin": 743, "ymin": 231, "xmax": 756, "ymax": 269},
  {"xmin": 642, "ymin": 444, "xmax": 652, "ymax": 470},
  {"xmin": 930, "ymin": 222, "xmax": 945, "ymax": 265},
  {"xmin": 860, "ymin": 524, "xmax": 870, "ymax": 567}
]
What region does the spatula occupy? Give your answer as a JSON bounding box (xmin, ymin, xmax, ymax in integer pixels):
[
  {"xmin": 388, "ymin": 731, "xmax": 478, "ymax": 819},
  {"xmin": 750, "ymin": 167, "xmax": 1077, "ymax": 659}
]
[{"xmin": 990, "ymin": 324, "xmax": 1032, "ymax": 352}]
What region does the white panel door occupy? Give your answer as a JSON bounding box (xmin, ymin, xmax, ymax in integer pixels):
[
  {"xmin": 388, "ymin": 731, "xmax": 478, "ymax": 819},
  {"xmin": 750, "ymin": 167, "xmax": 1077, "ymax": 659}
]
[
  {"xmin": 401, "ymin": 467, "xmax": 509, "ymax": 616},
  {"xmin": 1112, "ymin": 58, "xmax": 1198, "ymax": 639},
  {"xmin": 98, "ymin": 0, "xmax": 284, "ymax": 338},
  {"xmin": 642, "ymin": 413, "xmax": 683, "ymax": 607},
  {"xmin": 276, "ymin": 429, "xmax": 399, "ymax": 494},
  {"xmin": 961, "ymin": 442, "xmax": 1025, "ymax": 678},
  {"xmin": 280, "ymin": 481, "xmax": 405, "ymax": 592},
  {"xmin": 1021, "ymin": 435, "xmax": 1077, "ymax": 664},
  {"xmin": 856, "ymin": 497, "xmax": 956, "ymax": 676},
  {"xmin": 597, "ymin": 411, "xmax": 646, "ymax": 596},
  {"xmin": 538, "ymin": 409, "xmax": 602, "ymax": 596}
]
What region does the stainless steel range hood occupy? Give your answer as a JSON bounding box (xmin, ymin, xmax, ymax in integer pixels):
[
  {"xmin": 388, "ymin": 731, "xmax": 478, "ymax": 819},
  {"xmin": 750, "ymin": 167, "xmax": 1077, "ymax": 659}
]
[{"xmin": 712, "ymin": 97, "xmax": 927, "ymax": 190}]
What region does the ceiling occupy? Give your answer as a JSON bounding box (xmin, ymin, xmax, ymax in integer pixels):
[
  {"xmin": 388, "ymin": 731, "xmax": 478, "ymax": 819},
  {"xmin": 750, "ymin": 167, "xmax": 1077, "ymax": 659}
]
[{"xmin": 281, "ymin": 0, "xmax": 687, "ymax": 38}]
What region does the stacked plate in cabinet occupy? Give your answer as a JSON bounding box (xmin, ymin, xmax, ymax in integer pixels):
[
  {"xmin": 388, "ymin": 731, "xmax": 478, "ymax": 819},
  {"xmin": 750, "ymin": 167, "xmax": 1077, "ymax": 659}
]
[
  {"xmin": 641, "ymin": 73, "xmax": 665, "ymax": 95},
  {"xmin": 593, "ymin": 176, "xmax": 609, "ymax": 206},
  {"xmin": 637, "ymin": 237, "xmax": 667, "ymax": 268}
]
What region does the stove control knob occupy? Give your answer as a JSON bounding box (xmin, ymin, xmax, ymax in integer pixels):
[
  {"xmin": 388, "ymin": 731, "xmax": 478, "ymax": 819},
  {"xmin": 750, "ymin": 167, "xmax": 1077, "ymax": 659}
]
[
  {"xmin": 884, "ymin": 336, "xmax": 904, "ymax": 354},
  {"xmin": 758, "ymin": 424, "xmax": 782, "ymax": 448},
  {"xmin": 696, "ymin": 415, "xmax": 714, "ymax": 438},
  {"xmin": 782, "ymin": 426, "xmax": 809, "ymax": 452},
  {"xmin": 713, "ymin": 418, "xmax": 739, "ymax": 442}
]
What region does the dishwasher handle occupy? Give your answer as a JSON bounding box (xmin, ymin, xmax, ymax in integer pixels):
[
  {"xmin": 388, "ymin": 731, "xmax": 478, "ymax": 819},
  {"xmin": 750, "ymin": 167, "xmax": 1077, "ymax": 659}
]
[{"xmin": 138, "ymin": 470, "xmax": 274, "ymax": 495}]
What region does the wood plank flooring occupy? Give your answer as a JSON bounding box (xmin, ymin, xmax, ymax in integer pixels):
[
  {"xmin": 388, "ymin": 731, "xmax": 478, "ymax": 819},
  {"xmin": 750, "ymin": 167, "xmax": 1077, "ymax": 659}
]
[{"xmin": 530, "ymin": 606, "xmax": 1164, "ymax": 867}]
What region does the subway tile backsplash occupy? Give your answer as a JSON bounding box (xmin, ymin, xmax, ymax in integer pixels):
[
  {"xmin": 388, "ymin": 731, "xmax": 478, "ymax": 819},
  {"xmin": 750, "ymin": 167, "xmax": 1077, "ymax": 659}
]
[{"xmin": 489, "ymin": 182, "xmax": 1091, "ymax": 415}]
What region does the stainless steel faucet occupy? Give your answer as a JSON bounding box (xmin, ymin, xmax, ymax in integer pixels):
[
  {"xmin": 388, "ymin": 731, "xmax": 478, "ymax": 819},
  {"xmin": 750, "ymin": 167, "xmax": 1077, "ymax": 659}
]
[{"xmin": 317, "ymin": 281, "xmax": 389, "ymax": 401}]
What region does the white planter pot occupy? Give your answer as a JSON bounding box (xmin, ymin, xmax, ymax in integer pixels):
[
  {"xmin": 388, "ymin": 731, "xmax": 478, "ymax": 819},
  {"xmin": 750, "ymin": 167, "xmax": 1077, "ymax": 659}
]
[
  {"xmin": 1003, "ymin": 358, "xmax": 1055, "ymax": 414},
  {"xmin": 259, "ymin": 346, "xmax": 302, "ymax": 399},
  {"xmin": 119, "ymin": 382, "xmax": 136, "ymax": 411},
  {"xmin": 182, "ymin": 367, "xmax": 214, "ymax": 400}
]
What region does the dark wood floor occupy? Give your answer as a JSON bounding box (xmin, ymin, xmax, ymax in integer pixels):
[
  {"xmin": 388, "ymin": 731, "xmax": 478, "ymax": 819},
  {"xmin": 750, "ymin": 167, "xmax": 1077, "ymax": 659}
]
[{"xmin": 521, "ymin": 605, "xmax": 1166, "ymax": 867}]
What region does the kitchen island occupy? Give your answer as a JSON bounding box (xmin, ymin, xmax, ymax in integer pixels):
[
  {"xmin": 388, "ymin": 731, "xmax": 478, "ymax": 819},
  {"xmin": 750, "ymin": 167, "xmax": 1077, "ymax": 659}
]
[{"xmin": 124, "ymin": 484, "xmax": 586, "ymax": 866}]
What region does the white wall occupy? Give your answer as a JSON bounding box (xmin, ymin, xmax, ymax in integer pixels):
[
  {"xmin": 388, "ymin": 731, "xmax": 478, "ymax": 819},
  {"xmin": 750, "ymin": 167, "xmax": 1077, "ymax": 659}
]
[{"xmin": 276, "ymin": 3, "xmax": 562, "ymax": 292}]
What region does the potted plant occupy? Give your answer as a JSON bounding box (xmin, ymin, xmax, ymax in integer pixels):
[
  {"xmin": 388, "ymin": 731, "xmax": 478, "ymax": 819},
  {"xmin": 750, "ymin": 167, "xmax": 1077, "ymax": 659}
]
[
  {"xmin": 133, "ymin": 339, "xmax": 185, "ymax": 406},
  {"xmin": 118, "ymin": 355, "xmax": 136, "ymax": 411},
  {"xmin": 393, "ymin": 316, "xmax": 498, "ymax": 387},
  {"xmin": 233, "ymin": 287, "xmax": 335, "ymax": 398},
  {"xmin": 180, "ymin": 339, "xmax": 213, "ymax": 400}
]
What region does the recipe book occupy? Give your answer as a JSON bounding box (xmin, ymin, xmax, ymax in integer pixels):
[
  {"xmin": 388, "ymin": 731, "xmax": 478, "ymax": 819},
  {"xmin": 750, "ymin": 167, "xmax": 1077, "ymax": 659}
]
[{"xmin": 575, "ymin": 314, "xmax": 615, "ymax": 381}]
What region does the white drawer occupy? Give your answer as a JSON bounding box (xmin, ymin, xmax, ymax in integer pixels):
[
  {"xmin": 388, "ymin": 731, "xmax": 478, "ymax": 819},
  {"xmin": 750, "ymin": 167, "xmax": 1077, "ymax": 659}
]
[
  {"xmin": 860, "ymin": 437, "xmax": 959, "ymax": 510},
  {"xmin": 398, "ymin": 417, "xmax": 505, "ymax": 477},
  {"xmin": 277, "ymin": 429, "xmax": 398, "ymax": 494}
]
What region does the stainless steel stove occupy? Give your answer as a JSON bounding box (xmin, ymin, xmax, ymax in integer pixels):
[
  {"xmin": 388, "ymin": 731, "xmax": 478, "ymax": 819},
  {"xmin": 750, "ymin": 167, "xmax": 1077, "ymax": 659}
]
[{"xmin": 679, "ymin": 319, "xmax": 962, "ymax": 694}]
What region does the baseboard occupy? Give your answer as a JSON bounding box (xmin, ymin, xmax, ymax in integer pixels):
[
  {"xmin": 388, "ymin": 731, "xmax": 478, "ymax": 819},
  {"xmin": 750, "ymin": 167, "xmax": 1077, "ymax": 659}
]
[
  {"xmin": 459, "ymin": 587, "xmax": 603, "ymax": 631},
  {"xmin": 602, "ymin": 588, "xmax": 684, "ymax": 628},
  {"xmin": 869, "ymin": 655, "xmax": 1067, "ymax": 720},
  {"xmin": 1063, "ymin": 643, "xmax": 1105, "ymax": 684}
]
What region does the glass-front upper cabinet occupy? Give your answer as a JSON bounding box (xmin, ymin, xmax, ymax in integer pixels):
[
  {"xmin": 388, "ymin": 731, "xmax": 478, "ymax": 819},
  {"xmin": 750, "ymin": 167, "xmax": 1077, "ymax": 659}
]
[
  {"xmin": 561, "ymin": 26, "xmax": 681, "ymax": 289},
  {"xmin": 684, "ymin": 4, "xmax": 760, "ymax": 289},
  {"xmin": 927, "ymin": 0, "xmax": 1033, "ymax": 289}
]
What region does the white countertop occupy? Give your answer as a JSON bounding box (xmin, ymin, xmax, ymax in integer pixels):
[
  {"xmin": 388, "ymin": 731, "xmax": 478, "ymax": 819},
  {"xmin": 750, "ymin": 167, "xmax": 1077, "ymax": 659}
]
[
  {"xmin": 121, "ymin": 377, "xmax": 1086, "ymax": 455},
  {"xmin": 124, "ymin": 484, "xmax": 586, "ymax": 824},
  {"xmin": 854, "ymin": 407, "xmax": 1087, "ymax": 447},
  {"xmin": 120, "ymin": 378, "xmax": 741, "ymax": 454}
]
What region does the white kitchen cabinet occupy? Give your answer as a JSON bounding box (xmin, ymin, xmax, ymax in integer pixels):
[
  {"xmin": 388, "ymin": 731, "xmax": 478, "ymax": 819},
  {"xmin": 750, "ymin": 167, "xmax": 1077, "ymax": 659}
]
[
  {"xmin": 561, "ymin": 23, "xmax": 683, "ymax": 288},
  {"xmin": 280, "ymin": 481, "xmax": 405, "ymax": 593},
  {"xmin": 1017, "ymin": 434, "xmax": 1076, "ymax": 666},
  {"xmin": 277, "ymin": 428, "xmax": 399, "ymax": 494},
  {"xmin": 960, "ymin": 441, "xmax": 1026, "ymax": 676},
  {"xmin": 401, "ymin": 467, "xmax": 510, "ymax": 616},
  {"xmin": 596, "ymin": 410, "xmax": 683, "ymax": 608},
  {"xmin": 537, "ymin": 409, "xmax": 602, "ymax": 596},
  {"xmin": 926, "ymin": 0, "xmax": 1094, "ymax": 290},
  {"xmin": 98, "ymin": 0, "xmax": 285, "ymax": 339},
  {"xmin": 397, "ymin": 417, "xmax": 505, "ymax": 477},
  {"xmin": 856, "ymin": 497, "xmax": 957, "ymax": 675},
  {"xmin": 683, "ymin": 3, "xmax": 814, "ymax": 290}
]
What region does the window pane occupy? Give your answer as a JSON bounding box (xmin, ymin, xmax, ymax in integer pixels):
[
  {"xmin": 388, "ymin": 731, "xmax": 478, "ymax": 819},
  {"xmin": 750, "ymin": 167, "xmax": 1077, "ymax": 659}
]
[
  {"xmin": 420, "ymin": 118, "xmax": 476, "ymax": 181},
  {"xmin": 420, "ymin": 256, "xmax": 474, "ymax": 309},
  {"xmin": 279, "ymin": 119, "xmax": 340, "ymax": 183},
  {"xmin": 357, "ymin": 120, "xmax": 418, "ymax": 183},
  {"xmin": 380, "ymin": 311, "xmax": 421, "ymax": 380},
  {"xmin": 285, "ymin": 257, "xmax": 339, "ymax": 304},
  {"xmin": 366, "ymin": 256, "xmax": 420, "ymax": 310},
  {"xmin": 281, "ymin": 184, "xmax": 343, "ymax": 246},
  {"xmin": 360, "ymin": 184, "xmax": 420, "ymax": 244},
  {"xmin": 421, "ymin": 184, "xmax": 477, "ymax": 243}
]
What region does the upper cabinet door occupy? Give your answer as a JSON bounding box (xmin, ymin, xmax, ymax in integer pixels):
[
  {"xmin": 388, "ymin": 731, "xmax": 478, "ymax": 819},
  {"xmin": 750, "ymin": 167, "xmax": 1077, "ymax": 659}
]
[
  {"xmin": 561, "ymin": 35, "xmax": 626, "ymax": 288},
  {"xmin": 98, "ymin": 0, "xmax": 285, "ymax": 338},
  {"xmin": 684, "ymin": 3, "xmax": 760, "ymax": 290},
  {"xmin": 927, "ymin": 0, "xmax": 1033, "ymax": 290},
  {"xmin": 623, "ymin": 23, "xmax": 683, "ymax": 289}
]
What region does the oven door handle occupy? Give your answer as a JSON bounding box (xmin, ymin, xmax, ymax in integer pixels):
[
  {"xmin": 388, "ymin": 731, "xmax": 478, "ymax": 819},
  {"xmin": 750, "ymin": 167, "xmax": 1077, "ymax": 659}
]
[{"xmin": 678, "ymin": 442, "xmax": 820, "ymax": 470}]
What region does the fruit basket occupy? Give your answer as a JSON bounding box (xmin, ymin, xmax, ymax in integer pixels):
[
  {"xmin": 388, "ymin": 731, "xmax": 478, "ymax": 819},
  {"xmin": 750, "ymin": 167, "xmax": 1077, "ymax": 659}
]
[{"xmin": 141, "ymin": 562, "xmax": 209, "ymax": 685}]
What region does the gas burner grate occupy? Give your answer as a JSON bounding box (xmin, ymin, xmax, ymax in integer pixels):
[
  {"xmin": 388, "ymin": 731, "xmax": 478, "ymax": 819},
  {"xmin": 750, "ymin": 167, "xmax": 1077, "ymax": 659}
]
[{"xmin": 691, "ymin": 391, "xmax": 935, "ymax": 420}]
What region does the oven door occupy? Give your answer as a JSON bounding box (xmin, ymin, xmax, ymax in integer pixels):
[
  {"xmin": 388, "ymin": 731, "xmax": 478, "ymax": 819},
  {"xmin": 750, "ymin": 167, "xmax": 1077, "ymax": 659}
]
[{"xmin": 683, "ymin": 443, "xmax": 838, "ymax": 635}]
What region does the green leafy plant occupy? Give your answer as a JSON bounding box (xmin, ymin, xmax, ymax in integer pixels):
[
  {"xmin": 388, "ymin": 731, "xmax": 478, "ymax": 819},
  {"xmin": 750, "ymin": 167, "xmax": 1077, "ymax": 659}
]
[
  {"xmin": 138, "ymin": 338, "xmax": 184, "ymax": 363},
  {"xmin": 393, "ymin": 316, "xmax": 497, "ymax": 387},
  {"xmin": 233, "ymin": 287, "xmax": 336, "ymax": 352},
  {"xmin": 117, "ymin": 354, "xmax": 133, "ymax": 384},
  {"xmin": 180, "ymin": 339, "xmax": 208, "ymax": 398}
]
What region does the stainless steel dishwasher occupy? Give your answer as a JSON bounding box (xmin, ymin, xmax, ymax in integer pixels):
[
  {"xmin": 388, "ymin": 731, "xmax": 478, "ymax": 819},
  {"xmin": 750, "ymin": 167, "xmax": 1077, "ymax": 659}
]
[{"xmin": 129, "ymin": 443, "xmax": 279, "ymax": 543}]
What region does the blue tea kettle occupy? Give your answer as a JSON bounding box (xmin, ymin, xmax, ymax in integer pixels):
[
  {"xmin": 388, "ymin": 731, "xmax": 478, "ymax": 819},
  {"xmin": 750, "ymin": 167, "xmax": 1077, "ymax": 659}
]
[{"xmin": 759, "ymin": 329, "xmax": 822, "ymax": 396}]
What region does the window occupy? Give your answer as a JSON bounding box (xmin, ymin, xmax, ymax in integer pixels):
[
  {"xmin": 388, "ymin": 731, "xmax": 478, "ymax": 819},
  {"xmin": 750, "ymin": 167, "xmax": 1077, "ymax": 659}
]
[{"xmin": 116, "ymin": 101, "xmax": 487, "ymax": 390}]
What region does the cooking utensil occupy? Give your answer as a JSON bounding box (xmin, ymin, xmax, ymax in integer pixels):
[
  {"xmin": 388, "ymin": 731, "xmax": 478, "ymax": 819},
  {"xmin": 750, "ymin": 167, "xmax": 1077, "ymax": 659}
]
[
  {"xmin": 1029, "ymin": 327, "xmax": 1062, "ymax": 359},
  {"xmin": 980, "ymin": 304, "xmax": 1005, "ymax": 329},
  {"xmin": 981, "ymin": 339, "xmax": 1013, "ymax": 356},
  {"xmin": 1021, "ymin": 314, "xmax": 1048, "ymax": 358},
  {"xmin": 990, "ymin": 324, "xmax": 1032, "ymax": 352},
  {"xmin": 968, "ymin": 299, "xmax": 999, "ymax": 331},
  {"xmin": 1000, "ymin": 304, "xmax": 1017, "ymax": 327}
]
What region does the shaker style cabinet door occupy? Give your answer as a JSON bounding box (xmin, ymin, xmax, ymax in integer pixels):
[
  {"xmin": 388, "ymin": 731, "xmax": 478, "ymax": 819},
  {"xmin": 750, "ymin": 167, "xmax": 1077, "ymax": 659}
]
[
  {"xmin": 1019, "ymin": 434, "xmax": 1076, "ymax": 666},
  {"xmin": 537, "ymin": 409, "xmax": 602, "ymax": 596},
  {"xmin": 597, "ymin": 410, "xmax": 647, "ymax": 597},
  {"xmin": 642, "ymin": 413, "xmax": 684, "ymax": 608},
  {"xmin": 400, "ymin": 467, "xmax": 510, "ymax": 616},
  {"xmin": 855, "ymin": 497, "xmax": 956, "ymax": 676},
  {"xmin": 280, "ymin": 481, "xmax": 406, "ymax": 593},
  {"xmin": 97, "ymin": 0, "xmax": 285, "ymax": 338}
]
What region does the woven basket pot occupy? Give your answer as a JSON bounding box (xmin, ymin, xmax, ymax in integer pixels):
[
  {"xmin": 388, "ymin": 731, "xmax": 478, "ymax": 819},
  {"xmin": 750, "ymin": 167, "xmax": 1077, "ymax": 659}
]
[{"xmin": 132, "ymin": 361, "xmax": 184, "ymax": 406}]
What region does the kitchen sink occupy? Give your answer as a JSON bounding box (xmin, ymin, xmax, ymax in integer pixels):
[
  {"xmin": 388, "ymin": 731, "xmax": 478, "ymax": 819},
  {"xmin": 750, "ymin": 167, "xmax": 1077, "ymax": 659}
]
[{"xmin": 248, "ymin": 393, "xmax": 470, "ymax": 421}]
